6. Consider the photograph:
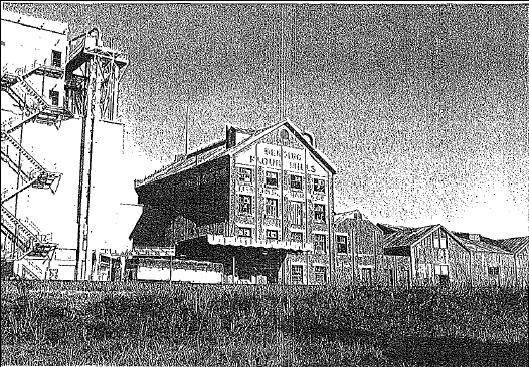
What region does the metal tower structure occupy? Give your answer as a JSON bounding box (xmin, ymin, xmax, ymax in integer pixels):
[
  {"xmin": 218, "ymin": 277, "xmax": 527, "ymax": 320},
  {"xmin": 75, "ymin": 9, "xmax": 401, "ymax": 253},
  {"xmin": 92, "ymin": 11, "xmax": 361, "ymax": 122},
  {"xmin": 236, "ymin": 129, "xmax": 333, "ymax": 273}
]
[
  {"xmin": 1, "ymin": 21, "xmax": 128, "ymax": 280},
  {"xmin": 66, "ymin": 28, "xmax": 128, "ymax": 280}
]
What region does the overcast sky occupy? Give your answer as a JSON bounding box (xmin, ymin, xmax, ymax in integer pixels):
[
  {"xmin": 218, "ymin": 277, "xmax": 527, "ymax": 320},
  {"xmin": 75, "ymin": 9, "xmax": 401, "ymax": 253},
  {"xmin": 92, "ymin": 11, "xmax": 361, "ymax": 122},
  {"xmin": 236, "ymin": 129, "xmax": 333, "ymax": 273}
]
[{"xmin": 5, "ymin": 2, "xmax": 528, "ymax": 239}]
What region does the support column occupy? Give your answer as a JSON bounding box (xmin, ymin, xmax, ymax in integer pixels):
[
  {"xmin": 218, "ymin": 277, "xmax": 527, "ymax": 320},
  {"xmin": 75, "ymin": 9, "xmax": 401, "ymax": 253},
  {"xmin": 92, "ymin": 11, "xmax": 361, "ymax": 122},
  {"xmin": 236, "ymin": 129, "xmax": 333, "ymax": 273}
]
[
  {"xmin": 169, "ymin": 255, "xmax": 173, "ymax": 283},
  {"xmin": 232, "ymin": 255, "xmax": 236, "ymax": 284},
  {"xmin": 120, "ymin": 255, "xmax": 126, "ymax": 281},
  {"xmin": 108, "ymin": 255, "xmax": 113, "ymax": 281},
  {"xmin": 74, "ymin": 53, "xmax": 101, "ymax": 281}
]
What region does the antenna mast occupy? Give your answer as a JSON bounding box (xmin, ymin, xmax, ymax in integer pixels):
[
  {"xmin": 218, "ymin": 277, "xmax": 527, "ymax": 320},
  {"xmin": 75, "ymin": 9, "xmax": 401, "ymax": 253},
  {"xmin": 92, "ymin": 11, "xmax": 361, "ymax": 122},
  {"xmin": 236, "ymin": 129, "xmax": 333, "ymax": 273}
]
[{"xmin": 185, "ymin": 101, "xmax": 189, "ymax": 156}]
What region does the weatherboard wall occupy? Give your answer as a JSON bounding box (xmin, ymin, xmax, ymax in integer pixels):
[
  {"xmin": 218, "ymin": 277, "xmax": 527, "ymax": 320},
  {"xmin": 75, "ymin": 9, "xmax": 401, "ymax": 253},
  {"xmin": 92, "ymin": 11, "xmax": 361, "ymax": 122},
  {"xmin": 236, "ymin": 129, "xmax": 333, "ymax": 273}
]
[
  {"xmin": 515, "ymin": 245, "xmax": 528, "ymax": 288},
  {"xmin": 470, "ymin": 250, "xmax": 516, "ymax": 287},
  {"xmin": 230, "ymin": 126, "xmax": 334, "ymax": 284},
  {"xmin": 334, "ymin": 217, "xmax": 385, "ymax": 285}
]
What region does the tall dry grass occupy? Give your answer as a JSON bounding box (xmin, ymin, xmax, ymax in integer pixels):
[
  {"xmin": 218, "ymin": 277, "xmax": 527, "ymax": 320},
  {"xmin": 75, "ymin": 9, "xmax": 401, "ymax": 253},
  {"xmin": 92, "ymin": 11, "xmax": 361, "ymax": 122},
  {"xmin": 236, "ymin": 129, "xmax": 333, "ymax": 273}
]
[{"xmin": 1, "ymin": 281, "xmax": 527, "ymax": 366}]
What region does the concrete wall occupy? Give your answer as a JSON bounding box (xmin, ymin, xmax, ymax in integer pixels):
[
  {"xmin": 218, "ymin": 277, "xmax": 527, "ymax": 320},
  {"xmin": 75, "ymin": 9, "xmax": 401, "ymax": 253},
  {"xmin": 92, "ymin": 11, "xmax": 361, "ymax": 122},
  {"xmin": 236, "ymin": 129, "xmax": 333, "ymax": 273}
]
[
  {"xmin": 1, "ymin": 11, "xmax": 128, "ymax": 280},
  {"xmin": 136, "ymin": 265, "xmax": 223, "ymax": 283}
]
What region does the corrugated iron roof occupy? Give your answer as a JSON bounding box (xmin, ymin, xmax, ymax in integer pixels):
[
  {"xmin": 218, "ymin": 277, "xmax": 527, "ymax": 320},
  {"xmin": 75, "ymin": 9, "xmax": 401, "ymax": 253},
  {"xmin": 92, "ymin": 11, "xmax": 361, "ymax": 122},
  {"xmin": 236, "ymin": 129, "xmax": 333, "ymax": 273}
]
[
  {"xmin": 455, "ymin": 236, "xmax": 512, "ymax": 254},
  {"xmin": 494, "ymin": 236, "xmax": 529, "ymax": 254},
  {"xmin": 381, "ymin": 224, "xmax": 439, "ymax": 249},
  {"xmin": 135, "ymin": 119, "xmax": 337, "ymax": 188}
]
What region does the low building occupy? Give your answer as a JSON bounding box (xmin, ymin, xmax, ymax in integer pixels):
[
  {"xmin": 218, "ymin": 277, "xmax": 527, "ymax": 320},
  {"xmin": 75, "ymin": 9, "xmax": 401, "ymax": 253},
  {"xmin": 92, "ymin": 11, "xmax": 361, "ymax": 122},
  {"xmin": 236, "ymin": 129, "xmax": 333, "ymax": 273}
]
[
  {"xmin": 130, "ymin": 119, "xmax": 337, "ymax": 284},
  {"xmin": 334, "ymin": 210, "xmax": 384, "ymax": 285},
  {"xmin": 454, "ymin": 233, "xmax": 515, "ymax": 287},
  {"xmin": 495, "ymin": 236, "xmax": 528, "ymax": 288},
  {"xmin": 380, "ymin": 224, "xmax": 472, "ymax": 287}
]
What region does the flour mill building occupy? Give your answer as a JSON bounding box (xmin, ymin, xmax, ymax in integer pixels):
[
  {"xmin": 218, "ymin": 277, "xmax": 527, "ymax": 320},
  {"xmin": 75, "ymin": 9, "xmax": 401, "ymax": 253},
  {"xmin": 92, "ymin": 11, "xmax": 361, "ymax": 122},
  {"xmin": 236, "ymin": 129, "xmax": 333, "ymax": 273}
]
[{"xmin": 130, "ymin": 119, "xmax": 337, "ymax": 284}]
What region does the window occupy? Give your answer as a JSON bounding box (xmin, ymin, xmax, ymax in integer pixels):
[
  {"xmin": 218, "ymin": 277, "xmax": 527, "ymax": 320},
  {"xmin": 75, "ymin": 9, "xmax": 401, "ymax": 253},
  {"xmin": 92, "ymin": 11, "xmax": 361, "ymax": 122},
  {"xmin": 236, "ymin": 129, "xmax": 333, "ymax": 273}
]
[
  {"xmin": 337, "ymin": 235, "xmax": 348, "ymax": 254},
  {"xmin": 361, "ymin": 267, "xmax": 373, "ymax": 284},
  {"xmin": 238, "ymin": 167, "xmax": 252, "ymax": 184},
  {"xmin": 314, "ymin": 234, "xmax": 326, "ymax": 253},
  {"xmin": 290, "ymin": 174, "xmax": 303, "ymax": 190},
  {"xmin": 291, "ymin": 201, "xmax": 303, "ymax": 226},
  {"xmin": 488, "ymin": 266, "xmax": 499, "ymax": 276},
  {"xmin": 292, "ymin": 265, "xmax": 303, "ymax": 284},
  {"xmin": 439, "ymin": 230, "xmax": 447, "ymax": 249},
  {"xmin": 238, "ymin": 195, "xmax": 252, "ymax": 215},
  {"xmin": 51, "ymin": 50, "xmax": 62, "ymax": 67},
  {"xmin": 265, "ymin": 198, "xmax": 278, "ymax": 218},
  {"xmin": 237, "ymin": 227, "xmax": 252, "ymax": 238},
  {"xmin": 314, "ymin": 204, "xmax": 326, "ymax": 222},
  {"xmin": 49, "ymin": 90, "xmax": 59, "ymax": 106},
  {"xmin": 48, "ymin": 268, "xmax": 58, "ymax": 280},
  {"xmin": 314, "ymin": 266, "xmax": 327, "ymax": 284},
  {"xmin": 265, "ymin": 171, "xmax": 278, "ymax": 188},
  {"xmin": 266, "ymin": 229, "xmax": 279, "ymax": 240},
  {"xmin": 291, "ymin": 231, "xmax": 303, "ymax": 243},
  {"xmin": 314, "ymin": 178, "xmax": 325, "ymax": 193},
  {"xmin": 433, "ymin": 230, "xmax": 439, "ymax": 248},
  {"xmin": 434, "ymin": 264, "xmax": 449, "ymax": 276}
]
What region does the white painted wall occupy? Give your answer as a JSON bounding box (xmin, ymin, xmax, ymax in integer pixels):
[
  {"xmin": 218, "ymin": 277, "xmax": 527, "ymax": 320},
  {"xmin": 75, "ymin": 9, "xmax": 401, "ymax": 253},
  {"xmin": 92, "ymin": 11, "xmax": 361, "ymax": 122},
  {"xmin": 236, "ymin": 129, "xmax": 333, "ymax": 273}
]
[
  {"xmin": 2, "ymin": 11, "xmax": 132, "ymax": 280},
  {"xmin": 137, "ymin": 266, "xmax": 223, "ymax": 283}
]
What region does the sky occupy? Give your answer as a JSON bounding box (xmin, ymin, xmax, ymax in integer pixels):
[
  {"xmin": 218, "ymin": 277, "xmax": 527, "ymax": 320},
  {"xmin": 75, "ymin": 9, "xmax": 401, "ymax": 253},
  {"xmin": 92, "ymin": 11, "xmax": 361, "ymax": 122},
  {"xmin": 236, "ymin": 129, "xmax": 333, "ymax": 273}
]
[{"xmin": 4, "ymin": 2, "xmax": 528, "ymax": 239}]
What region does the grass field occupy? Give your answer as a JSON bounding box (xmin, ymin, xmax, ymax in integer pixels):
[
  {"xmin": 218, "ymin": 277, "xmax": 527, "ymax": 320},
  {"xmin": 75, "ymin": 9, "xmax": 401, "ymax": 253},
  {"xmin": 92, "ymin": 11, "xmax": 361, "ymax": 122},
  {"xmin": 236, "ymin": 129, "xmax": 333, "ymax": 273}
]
[{"xmin": 1, "ymin": 281, "xmax": 527, "ymax": 366}]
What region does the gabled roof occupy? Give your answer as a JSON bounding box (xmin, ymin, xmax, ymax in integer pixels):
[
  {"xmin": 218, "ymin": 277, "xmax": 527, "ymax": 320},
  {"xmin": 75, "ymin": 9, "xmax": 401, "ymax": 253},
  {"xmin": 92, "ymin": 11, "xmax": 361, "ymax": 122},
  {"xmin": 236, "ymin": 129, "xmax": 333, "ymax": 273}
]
[
  {"xmin": 334, "ymin": 210, "xmax": 364, "ymax": 223},
  {"xmin": 334, "ymin": 210, "xmax": 383, "ymax": 234},
  {"xmin": 381, "ymin": 224, "xmax": 513, "ymax": 255},
  {"xmin": 453, "ymin": 232, "xmax": 524, "ymax": 254},
  {"xmin": 494, "ymin": 236, "xmax": 529, "ymax": 254},
  {"xmin": 377, "ymin": 223, "xmax": 414, "ymax": 235},
  {"xmin": 135, "ymin": 118, "xmax": 337, "ymax": 188},
  {"xmin": 135, "ymin": 139, "xmax": 228, "ymax": 187},
  {"xmin": 381, "ymin": 224, "xmax": 440, "ymax": 249}
]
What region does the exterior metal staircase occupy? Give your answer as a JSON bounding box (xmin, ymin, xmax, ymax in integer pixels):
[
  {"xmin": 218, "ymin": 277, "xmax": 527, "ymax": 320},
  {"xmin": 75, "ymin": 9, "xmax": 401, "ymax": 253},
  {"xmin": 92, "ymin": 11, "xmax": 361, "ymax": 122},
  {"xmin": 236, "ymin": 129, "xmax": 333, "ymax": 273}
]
[
  {"xmin": 1, "ymin": 58, "xmax": 68, "ymax": 268},
  {"xmin": 0, "ymin": 205, "xmax": 55, "ymax": 262},
  {"xmin": 1, "ymin": 131, "xmax": 61, "ymax": 204}
]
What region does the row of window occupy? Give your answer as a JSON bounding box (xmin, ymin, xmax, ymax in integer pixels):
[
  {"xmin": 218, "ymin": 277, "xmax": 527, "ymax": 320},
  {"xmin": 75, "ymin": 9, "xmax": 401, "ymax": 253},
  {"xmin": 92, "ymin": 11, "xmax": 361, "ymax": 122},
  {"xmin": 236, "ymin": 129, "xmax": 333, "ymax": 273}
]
[
  {"xmin": 239, "ymin": 195, "xmax": 326, "ymax": 222},
  {"xmin": 237, "ymin": 227, "xmax": 327, "ymax": 251},
  {"xmin": 236, "ymin": 226, "xmax": 328, "ymax": 251},
  {"xmin": 238, "ymin": 167, "xmax": 326, "ymax": 193},
  {"xmin": 238, "ymin": 228, "xmax": 453, "ymax": 256},
  {"xmin": 292, "ymin": 264, "xmax": 327, "ymax": 284},
  {"xmin": 238, "ymin": 195, "xmax": 327, "ymax": 223}
]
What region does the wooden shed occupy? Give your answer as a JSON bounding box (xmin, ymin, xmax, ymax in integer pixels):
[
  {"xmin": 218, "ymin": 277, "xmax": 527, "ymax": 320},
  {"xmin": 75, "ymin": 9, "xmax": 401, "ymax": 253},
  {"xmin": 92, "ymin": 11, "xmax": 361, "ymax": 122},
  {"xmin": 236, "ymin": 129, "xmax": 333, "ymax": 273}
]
[
  {"xmin": 495, "ymin": 236, "xmax": 528, "ymax": 288},
  {"xmin": 454, "ymin": 234, "xmax": 516, "ymax": 287},
  {"xmin": 334, "ymin": 210, "xmax": 385, "ymax": 285},
  {"xmin": 380, "ymin": 224, "xmax": 472, "ymax": 287}
]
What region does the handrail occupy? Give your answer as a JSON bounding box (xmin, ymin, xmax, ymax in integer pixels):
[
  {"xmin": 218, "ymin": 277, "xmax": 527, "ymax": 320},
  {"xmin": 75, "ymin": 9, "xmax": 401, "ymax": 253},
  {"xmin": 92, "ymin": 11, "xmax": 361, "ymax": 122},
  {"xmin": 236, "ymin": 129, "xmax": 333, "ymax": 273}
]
[
  {"xmin": 1, "ymin": 131, "xmax": 46, "ymax": 172},
  {"xmin": 0, "ymin": 205, "xmax": 41, "ymax": 257}
]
